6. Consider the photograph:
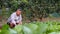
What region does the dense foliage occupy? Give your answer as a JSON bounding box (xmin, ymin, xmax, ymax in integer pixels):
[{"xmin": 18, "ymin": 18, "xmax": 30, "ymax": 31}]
[
  {"xmin": 0, "ymin": 0, "xmax": 60, "ymax": 21},
  {"xmin": 0, "ymin": 21, "xmax": 60, "ymax": 34}
]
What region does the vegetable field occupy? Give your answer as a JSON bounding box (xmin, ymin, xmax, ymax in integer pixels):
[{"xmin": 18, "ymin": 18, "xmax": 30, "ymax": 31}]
[
  {"xmin": 0, "ymin": 21, "xmax": 60, "ymax": 34},
  {"xmin": 0, "ymin": 0, "xmax": 60, "ymax": 34}
]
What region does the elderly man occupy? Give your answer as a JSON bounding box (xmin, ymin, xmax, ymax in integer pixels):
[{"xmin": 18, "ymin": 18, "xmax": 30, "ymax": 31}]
[{"xmin": 7, "ymin": 9, "xmax": 22, "ymax": 28}]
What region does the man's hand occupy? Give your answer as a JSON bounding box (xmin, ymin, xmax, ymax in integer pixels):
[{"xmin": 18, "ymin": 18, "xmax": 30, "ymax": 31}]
[
  {"xmin": 19, "ymin": 22, "xmax": 22, "ymax": 25},
  {"xmin": 16, "ymin": 21, "xmax": 22, "ymax": 25}
]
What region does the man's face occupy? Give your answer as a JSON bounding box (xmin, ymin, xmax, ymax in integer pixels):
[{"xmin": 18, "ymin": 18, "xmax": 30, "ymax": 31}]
[{"xmin": 16, "ymin": 10, "xmax": 21, "ymax": 16}]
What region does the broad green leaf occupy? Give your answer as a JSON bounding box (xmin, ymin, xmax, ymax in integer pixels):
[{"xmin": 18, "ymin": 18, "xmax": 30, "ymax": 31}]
[{"xmin": 23, "ymin": 26, "xmax": 32, "ymax": 34}]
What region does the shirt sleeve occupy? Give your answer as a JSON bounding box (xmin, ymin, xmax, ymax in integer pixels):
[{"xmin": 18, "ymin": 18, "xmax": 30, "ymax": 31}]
[
  {"xmin": 20, "ymin": 15, "xmax": 22, "ymax": 21},
  {"xmin": 10, "ymin": 14, "xmax": 16, "ymax": 24},
  {"xmin": 17, "ymin": 15, "xmax": 22, "ymax": 23}
]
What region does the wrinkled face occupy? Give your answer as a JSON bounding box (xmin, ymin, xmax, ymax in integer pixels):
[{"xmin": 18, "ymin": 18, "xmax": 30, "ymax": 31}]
[{"xmin": 16, "ymin": 10, "xmax": 21, "ymax": 16}]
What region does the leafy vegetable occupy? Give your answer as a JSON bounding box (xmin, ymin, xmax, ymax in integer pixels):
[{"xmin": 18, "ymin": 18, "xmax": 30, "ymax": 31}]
[
  {"xmin": 13, "ymin": 25, "xmax": 22, "ymax": 34},
  {"xmin": 1, "ymin": 21, "xmax": 60, "ymax": 34},
  {"xmin": 23, "ymin": 26, "xmax": 32, "ymax": 34}
]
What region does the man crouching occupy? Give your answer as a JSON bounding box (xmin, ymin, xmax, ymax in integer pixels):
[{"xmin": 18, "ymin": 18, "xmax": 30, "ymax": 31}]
[{"xmin": 7, "ymin": 9, "xmax": 22, "ymax": 28}]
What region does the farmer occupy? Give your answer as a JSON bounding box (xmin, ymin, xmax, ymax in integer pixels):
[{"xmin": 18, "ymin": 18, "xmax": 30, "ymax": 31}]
[{"xmin": 7, "ymin": 9, "xmax": 22, "ymax": 28}]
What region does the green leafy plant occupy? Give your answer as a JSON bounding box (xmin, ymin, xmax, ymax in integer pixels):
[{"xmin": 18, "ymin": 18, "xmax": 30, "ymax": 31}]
[{"xmin": 0, "ymin": 21, "xmax": 60, "ymax": 34}]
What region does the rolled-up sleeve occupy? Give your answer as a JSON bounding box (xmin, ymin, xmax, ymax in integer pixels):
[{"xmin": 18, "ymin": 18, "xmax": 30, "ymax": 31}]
[
  {"xmin": 20, "ymin": 15, "xmax": 22, "ymax": 22},
  {"xmin": 17, "ymin": 15, "xmax": 22, "ymax": 23},
  {"xmin": 10, "ymin": 14, "xmax": 16, "ymax": 24}
]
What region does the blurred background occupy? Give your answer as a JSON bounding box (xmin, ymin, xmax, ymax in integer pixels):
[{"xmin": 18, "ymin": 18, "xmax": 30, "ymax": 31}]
[{"xmin": 0, "ymin": 0, "xmax": 60, "ymax": 24}]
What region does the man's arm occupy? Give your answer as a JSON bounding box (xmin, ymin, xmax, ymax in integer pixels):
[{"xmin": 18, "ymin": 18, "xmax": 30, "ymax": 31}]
[
  {"xmin": 17, "ymin": 15, "xmax": 22, "ymax": 25},
  {"xmin": 19, "ymin": 15, "xmax": 22, "ymax": 25},
  {"xmin": 8, "ymin": 13, "xmax": 16, "ymax": 28},
  {"xmin": 10, "ymin": 14, "xmax": 16, "ymax": 25}
]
